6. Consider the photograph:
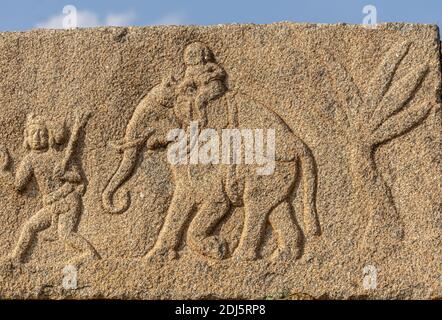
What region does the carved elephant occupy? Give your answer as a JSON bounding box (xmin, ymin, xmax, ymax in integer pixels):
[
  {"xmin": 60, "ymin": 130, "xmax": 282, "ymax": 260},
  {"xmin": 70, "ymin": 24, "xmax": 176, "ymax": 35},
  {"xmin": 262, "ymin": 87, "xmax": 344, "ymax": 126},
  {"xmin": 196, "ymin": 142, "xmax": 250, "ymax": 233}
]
[{"xmin": 102, "ymin": 78, "xmax": 320, "ymax": 261}]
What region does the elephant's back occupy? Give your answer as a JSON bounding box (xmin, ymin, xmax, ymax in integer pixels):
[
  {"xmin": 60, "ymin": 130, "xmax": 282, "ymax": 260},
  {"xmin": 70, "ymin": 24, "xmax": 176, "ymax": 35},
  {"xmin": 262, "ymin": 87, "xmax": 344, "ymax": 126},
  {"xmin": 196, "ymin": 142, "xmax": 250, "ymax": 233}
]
[{"xmin": 228, "ymin": 91, "xmax": 297, "ymax": 161}]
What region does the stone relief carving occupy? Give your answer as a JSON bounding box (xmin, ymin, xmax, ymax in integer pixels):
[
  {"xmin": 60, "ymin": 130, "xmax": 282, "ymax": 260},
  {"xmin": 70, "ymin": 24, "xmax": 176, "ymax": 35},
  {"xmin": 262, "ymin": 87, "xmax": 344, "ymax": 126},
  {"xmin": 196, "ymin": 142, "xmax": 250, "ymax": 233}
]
[
  {"xmin": 0, "ymin": 24, "xmax": 438, "ymax": 300},
  {"xmin": 0, "ymin": 112, "xmax": 100, "ymax": 266},
  {"xmin": 102, "ymin": 42, "xmax": 321, "ymax": 261},
  {"xmin": 0, "ymin": 41, "xmax": 432, "ymax": 268},
  {"xmin": 316, "ymin": 41, "xmax": 434, "ymax": 257}
]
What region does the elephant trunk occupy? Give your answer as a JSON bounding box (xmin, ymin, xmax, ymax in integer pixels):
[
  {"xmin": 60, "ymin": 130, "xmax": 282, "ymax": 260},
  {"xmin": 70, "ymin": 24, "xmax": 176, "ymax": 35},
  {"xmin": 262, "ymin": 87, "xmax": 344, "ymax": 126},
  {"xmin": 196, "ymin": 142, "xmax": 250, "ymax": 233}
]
[
  {"xmin": 102, "ymin": 80, "xmax": 173, "ymax": 214},
  {"xmin": 102, "ymin": 147, "xmax": 139, "ymax": 214}
]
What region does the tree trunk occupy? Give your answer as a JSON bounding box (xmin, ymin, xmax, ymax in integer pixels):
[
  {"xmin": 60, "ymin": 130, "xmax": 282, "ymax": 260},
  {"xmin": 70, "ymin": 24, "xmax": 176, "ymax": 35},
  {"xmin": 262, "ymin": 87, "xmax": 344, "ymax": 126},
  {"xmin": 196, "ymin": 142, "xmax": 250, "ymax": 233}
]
[{"xmin": 347, "ymin": 144, "xmax": 404, "ymax": 259}]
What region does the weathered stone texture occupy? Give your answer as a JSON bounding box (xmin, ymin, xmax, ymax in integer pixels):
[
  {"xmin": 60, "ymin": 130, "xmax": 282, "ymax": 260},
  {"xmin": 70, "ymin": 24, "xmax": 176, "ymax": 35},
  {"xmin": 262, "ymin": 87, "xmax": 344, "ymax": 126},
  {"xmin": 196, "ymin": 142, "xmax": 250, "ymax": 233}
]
[{"xmin": 0, "ymin": 23, "xmax": 441, "ymax": 299}]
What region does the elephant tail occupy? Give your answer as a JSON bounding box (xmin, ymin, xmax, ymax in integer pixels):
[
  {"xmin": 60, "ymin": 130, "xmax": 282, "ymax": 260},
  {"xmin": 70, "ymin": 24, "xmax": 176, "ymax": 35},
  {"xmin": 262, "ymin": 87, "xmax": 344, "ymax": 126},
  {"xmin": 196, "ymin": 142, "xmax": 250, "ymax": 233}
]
[{"xmin": 297, "ymin": 143, "xmax": 321, "ymax": 237}]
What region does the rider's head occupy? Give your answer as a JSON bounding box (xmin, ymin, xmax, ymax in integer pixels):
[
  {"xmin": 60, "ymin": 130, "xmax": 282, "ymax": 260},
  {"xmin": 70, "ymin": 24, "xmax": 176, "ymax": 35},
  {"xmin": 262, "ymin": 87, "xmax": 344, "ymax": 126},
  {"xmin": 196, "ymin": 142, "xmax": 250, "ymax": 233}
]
[{"xmin": 184, "ymin": 42, "xmax": 214, "ymax": 66}]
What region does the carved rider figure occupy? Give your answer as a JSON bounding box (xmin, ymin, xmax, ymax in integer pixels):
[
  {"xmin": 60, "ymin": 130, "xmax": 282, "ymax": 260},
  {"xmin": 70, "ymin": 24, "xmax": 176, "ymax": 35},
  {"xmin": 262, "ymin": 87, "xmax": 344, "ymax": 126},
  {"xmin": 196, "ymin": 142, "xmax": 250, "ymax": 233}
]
[{"xmin": 176, "ymin": 42, "xmax": 227, "ymax": 127}]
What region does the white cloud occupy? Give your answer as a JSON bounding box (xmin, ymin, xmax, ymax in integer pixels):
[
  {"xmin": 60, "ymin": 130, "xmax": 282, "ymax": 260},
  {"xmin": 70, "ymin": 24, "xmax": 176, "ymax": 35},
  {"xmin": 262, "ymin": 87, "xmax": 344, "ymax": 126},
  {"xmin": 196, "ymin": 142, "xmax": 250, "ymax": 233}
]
[
  {"xmin": 150, "ymin": 13, "xmax": 187, "ymax": 26},
  {"xmin": 35, "ymin": 15, "xmax": 65, "ymax": 29},
  {"xmin": 35, "ymin": 9, "xmax": 136, "ymax": 29},
  {"xmin": 105, "ymin": 12, "xmax": 137, "ymax": 26},
  {"xmin": 35, "ymin": 9, "xmax": 187, "ymax": 30}
]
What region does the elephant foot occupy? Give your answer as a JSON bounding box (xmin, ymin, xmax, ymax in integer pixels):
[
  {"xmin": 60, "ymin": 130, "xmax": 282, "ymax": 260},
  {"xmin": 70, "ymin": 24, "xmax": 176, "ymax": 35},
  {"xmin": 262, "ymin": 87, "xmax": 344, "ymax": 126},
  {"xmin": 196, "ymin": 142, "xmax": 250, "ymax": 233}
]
[
  {"xmin": 67, "ymin": 251, "xmax": 100, "ymax": 268},
  {"xmin": 145, "ymin": 246, "xmax": 178, "ymax": 263},
  {"xmin": 191, "ymin": 236, "xmax": 228, "ymax": 260},
  {"xmin": 42, "ymin": 227, "xmax": 58, "ymax": 242},
  {"xmin": 271, "ymin": 246, "xmax": 302, "ymax": 262},
  {"xmin": 0, "ymin": 255, "xmax": 20, "ymax": 273},
  {"xmin": 232, "ymin": 247, "xmax": 259, "ymax": 262}
]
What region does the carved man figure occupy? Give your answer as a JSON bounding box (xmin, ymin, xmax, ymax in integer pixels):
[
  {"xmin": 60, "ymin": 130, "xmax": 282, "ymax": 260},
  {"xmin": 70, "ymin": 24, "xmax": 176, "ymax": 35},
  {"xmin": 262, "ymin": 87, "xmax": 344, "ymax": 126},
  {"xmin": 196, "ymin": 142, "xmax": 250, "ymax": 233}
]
[{"xmin": 0, "ymin": 113, "xmax": 99, "ymax": 265}]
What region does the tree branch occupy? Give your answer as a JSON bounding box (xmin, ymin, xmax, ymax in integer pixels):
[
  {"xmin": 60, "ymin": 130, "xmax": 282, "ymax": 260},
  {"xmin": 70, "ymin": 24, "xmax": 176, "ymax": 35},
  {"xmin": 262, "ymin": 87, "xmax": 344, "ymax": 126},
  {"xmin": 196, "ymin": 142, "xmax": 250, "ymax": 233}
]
[
  {"xmin": 317, "ymin": 49, "xmax": 363, "ymax": 128},
  {"xmin": 370, "ymin": 64, "xmax": 429, "ymax": 131},
  {"xmin": 371, "ymin": 102, "xmax": 433, "ymax": 145},
  {"xmin": 365, "ymin": 42, "xmax": 410, "ymax": 121}
]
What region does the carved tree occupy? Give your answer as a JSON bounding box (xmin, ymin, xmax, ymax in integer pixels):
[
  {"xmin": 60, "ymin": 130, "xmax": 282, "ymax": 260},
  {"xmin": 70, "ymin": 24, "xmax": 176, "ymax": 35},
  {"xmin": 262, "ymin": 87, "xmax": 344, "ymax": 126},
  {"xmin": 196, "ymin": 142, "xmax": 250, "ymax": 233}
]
[{"xmin": 317, "ymin": 42, "xmax": 433, "ymax": 255}]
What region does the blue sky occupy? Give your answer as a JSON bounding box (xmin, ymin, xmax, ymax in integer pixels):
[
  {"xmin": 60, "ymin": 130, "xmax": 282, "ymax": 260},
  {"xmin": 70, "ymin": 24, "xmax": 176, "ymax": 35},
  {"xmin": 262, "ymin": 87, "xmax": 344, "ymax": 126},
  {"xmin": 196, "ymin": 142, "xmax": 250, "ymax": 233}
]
[{"xmin": 0, "ymin": 0, "xmax": 441, "ymax": 32}]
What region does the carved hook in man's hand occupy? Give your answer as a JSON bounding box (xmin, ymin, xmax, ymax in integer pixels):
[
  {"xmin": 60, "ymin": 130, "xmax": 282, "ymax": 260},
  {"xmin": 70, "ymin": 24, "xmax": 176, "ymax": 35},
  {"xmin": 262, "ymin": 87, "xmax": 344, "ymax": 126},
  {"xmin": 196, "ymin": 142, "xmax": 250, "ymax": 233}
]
[
  {"xmin": 73, "ymin": 111, "xmax": 93, "ymax": 130},
  {"xmin": 57, "ymin": 111, "xmax": 93, "ymax": 177}
]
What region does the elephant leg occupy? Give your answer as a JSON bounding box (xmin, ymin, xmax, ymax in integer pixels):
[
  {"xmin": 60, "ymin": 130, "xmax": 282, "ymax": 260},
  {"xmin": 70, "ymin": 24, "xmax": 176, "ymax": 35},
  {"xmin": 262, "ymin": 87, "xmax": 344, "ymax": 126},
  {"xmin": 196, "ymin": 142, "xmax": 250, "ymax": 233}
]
[
  {"xmin": 146, "ymin": 189, "xmax": 195, "ymax": 260},
  {"xmin": 268, "ymin": 201, "xmax": 303, "ymax": 261},
  {"xmin": 188, "ymin": 193, "xmax": 230, "ymax": 260},
  {"xmin": 233, "ymin": 197, "xmax": 271, "ymax": 261}
]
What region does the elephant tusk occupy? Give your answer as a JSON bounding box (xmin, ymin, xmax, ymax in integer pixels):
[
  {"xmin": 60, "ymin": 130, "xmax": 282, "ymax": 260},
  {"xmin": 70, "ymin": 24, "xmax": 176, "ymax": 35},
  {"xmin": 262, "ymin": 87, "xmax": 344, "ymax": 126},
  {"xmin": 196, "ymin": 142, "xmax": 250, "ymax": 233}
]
[
  {"xmin": 109, "ymin": 138, "xmax": 146, "ymax": 153},
  {"xmin": 109, "ymin": 129, "xmax": 156, "ymax": 153}
]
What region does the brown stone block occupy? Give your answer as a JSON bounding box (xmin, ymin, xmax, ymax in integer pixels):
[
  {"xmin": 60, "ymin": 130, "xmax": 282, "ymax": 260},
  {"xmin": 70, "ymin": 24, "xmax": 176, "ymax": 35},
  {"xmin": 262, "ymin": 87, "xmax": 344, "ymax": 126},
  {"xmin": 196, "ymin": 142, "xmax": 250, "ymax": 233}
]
[{"xmin": 0, "ymin": 23, "xmax": 440, "ymax": 299}]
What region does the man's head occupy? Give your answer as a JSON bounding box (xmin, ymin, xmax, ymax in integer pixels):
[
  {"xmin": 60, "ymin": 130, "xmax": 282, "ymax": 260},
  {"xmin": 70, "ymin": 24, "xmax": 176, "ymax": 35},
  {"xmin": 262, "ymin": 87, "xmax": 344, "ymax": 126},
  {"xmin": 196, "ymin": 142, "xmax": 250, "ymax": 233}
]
[{"xmin": 23, "ymin": 114, "xmax": 64, "ymax": 151}]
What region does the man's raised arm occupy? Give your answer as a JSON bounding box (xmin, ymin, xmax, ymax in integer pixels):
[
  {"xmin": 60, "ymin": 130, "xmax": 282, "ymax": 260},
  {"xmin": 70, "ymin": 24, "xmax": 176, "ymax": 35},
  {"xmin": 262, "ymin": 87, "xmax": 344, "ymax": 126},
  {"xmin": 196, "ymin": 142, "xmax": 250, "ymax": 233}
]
[{"xmin": 0, "ymin": 147, "xmax": 32, "ymax": 191}]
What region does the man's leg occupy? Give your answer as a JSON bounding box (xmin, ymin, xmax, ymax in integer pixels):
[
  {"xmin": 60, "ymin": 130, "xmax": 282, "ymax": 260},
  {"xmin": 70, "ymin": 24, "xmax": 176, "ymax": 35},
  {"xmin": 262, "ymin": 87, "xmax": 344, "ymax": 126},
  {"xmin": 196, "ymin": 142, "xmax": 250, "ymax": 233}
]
[
  {"xmin": 11, "ymin": 207, "xmax": 52, "ymax": 262},
  {"xmin": 57, "ymin": 195, "xmax": 100, "ymax": 261}
]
